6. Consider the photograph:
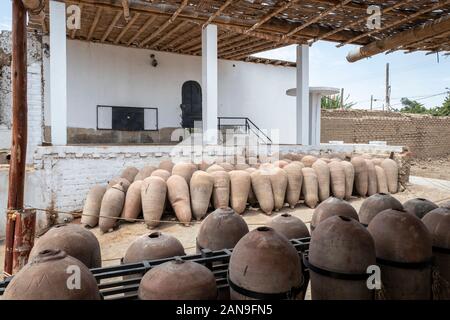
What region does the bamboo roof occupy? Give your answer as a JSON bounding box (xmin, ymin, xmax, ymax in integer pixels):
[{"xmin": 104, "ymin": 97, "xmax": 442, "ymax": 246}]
[{"xmin": 28, "ymin": 0, "xmax": 450, "ymax": 64}]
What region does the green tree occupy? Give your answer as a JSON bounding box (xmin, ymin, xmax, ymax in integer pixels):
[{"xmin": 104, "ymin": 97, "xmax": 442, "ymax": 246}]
[
  {"xmin": 431, "ymin": 93, "xmax": 450, "ymax": 116},
  {"xmin": 399, "ymin": 98, "xmax": 428, "ymax": 114},
  {"xmin": 321, "ymin": 94, "xmax": 356, "ymax": 110}
]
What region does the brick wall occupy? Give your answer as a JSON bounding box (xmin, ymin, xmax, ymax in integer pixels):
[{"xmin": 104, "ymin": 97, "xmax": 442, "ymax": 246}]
[
  {"xmin": 321, "ymin": 109, "xmax": 450, "ymax": 158},
  {"xmin": 0, "ymin": 31, "xmax": 43, "ymax": 162}
]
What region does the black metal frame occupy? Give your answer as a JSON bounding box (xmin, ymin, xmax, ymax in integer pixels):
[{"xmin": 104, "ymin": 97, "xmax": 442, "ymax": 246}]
[
  {"xmin": 0, "ymin": 237, "xmax": 310, "ymax": 300},
  {"xmin": 96, "ymin": 105, "xmax": 159, "ymax": 131},
  {"xmin": 217, "ymin": 116, "xmax": 273, "ymax": 144}
]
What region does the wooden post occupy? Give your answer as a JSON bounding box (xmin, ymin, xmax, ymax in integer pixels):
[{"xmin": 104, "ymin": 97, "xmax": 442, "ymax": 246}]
[
  {"xmin": 340, "ymin": 88, "xmax": 344, "ymax": 110},
  {"xmin": 385, "ymin": 63, "xmax": 391, "ymax": 111},
  {"xmin": 4, "ymin": 0, "xmax": 31, "ymax": 276},
  {"xmin": 12, "ymin": 209, "xmax": 36, "ymax": 274},
  {"xmin": 370, "ymin": 95, "xmax": 373, "ymax": 110}
]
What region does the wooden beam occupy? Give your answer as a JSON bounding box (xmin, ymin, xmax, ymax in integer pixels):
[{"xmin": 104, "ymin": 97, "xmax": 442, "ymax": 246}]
[
  {"xmin": 220, "ymin": 38, "xmax": 262, "ymax": 57},
  {"xmin": 184, "ymin": 32, "xmax": 230, "ymax": 53},
  {"xmin": 114, "ymin": 12, "xmax": 140, "ymax": 44},
  {"xmin": 101, "ymin": 10, "xmax": 122, "ymax": 42},
  {"xmin": 160, "ymin": 24, "xmax": 199, "ymax": 50},
  {"xmin": 121, "ymin": 0, "xmax": 130, "ymax": 22},
  {"xmin": 139, "ymin": 0, "xmax": 188, "ymax": 48},
  {"xmin": 347, "ymin": 14, "xmax": 450, "ymax": 62},
  {"xmin": 191, "ymin": 32, "xmax": 236, "ymax": 54},
  {"xmin": 402, "ymin": 29, "xmax": 450, "ymax": 51},
  {"xmin": 218, "ymin": 34, "xmax": 247, "ymax": 49},
  {"xmin": 280, "ymin": 0, "xmax": 352, "ymax": 42},
  {"xmin": 126, "ymin": 15, "xmax": 157, "ymax": 46},
  {"xmin": 203, "ymin": 0, "xmax": 234, "ymax": 29},
  {"xmin": 5, "ymin": 0, "xmax": 28, "ymax": 276},
  {"xmin": 60, "ymin": 0, "xmax": 360, "ymax": 44},
  {"xmin": 312, "ymin": 0, "xmax": 415, "ymax": 43},
  {"xmin": 339, "ymin": 0, "xmax": 450, "ymax": 47},
  {"xmin": 173, "ymin": 32, "xmax": 203, "ymax": 52},
  {"xmin": 245, "ymin": 0, "xmax": 296, "ymax": 34},
  {"xmin": 219, "ymin": 24, "xmax": 300, "ymax": 44},
  {"xmin": 224, "ymin": 42, "xmax": 278, "ymax": 59},
  {"xmin": 150, "ymin": 21, "xmax": 189, "ymax": 49},
  {"xmin": 87, "ymin": 7, "xmax": 102, "ymax": 41},
  {"xmin": 70, "ymin": 4, "xmax": 83, "ymax": 38}
]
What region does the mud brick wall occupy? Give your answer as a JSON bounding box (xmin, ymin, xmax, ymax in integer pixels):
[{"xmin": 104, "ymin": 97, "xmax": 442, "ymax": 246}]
[{"xmin": 321, "ymin": 110, "xmax": 450, "ymax": 159}]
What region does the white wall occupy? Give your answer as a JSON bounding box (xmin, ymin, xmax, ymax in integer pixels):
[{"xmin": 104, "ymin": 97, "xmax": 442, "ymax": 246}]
[{"xmin": 51, "ymin": 40, "xmax": 297, "ymax": 143}]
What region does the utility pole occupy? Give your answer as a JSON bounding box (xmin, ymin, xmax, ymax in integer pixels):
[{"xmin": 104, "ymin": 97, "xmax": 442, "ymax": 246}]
[
  {"xmin": 385, "ymin": 63, "xmax": 391, "ymax": 111},
  {"xmin": 370, "ymin": 95, "xmax": 373, "ymax": 110},
  {"xmin": 340, "ymin": 88, "xmax": 344, "ymax": 110}
]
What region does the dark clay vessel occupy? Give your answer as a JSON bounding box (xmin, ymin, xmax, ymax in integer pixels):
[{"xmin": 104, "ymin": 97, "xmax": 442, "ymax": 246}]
[
  {"xmin": 228, "ymin": 227, "xmax": 304, "ymax": 300},
  {"xmin": 311, "ymin": 197, "xmax": 358, "ymax": 231},
  {"xmin": 368, "ymin": 209, "xmax": 433, "ymax": 300},
  {"xmin": 359, "ymin": 193, "xmax": 403, "ymax": 226},
  {"xmin": 267, "ymin": 213, "xmax": 310, "ymax": 239},
  {"xmin": 309, "ymin": 215, "xmax": 376, "ymax": 300},
  {"xmin": 29, "ymin": 224, "xmax": 101, "ymax": 268},
  {"xmin": 196, "ymin": 207, "xmax": 249, "ymax": 252},
  {"xmin": 138, "ymin": 260, "xmax": 217, "ymax": 300},
  {"xmin": 403, "ymin": 198, "xmax": 439, "ymax": 219},
  {"xmin": 422, "ymin": 207, "xmax": 450, "ymax": 300},
  {"xmin": 123, "ymin": 232, "xmax": 185, "ymax": 263},
  {"xmin": 4, "ymin": 249, "xmax": 100, "ymax": 300}
]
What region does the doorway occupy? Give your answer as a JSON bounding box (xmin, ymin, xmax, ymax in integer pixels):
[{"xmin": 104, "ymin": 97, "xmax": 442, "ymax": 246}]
[{"xmin": 180, "ymin": 81, "xmax": 202, "ymax": 128}]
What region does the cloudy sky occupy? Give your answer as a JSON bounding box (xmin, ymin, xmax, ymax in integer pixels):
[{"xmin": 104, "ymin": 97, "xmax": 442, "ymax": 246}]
[{"xmin": 1, "ymin": 1, "xmax": 449, "ymax": 109}]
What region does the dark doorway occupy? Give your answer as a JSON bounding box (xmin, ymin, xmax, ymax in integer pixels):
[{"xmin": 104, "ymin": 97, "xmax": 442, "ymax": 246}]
[{"xmin": 180, "ymin": 81, "xmax": 202, "ymax": 128}]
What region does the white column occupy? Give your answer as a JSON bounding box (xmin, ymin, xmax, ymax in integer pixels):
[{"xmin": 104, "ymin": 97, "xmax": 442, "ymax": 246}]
[
  {"xmin": 296, "ymin": 44, "xmax": 309, "ymax": 145},
  {"xmin": 309, "ymin": 93, "xmax": 321, "ymax": 145},
  {"xmin": 202, "ymin": 25, "xmax": 218, "ymax": 145},
  {"xmin": 50, "ymin": 0, "xmax": 67, "ymax": 145}
]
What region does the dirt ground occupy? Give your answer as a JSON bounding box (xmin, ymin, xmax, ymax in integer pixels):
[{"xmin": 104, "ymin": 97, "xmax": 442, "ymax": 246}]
[
  {"xmin": 410, "ymin": 155, "xmax": 450, "ymax": 180},
  {"xmin": 1, "ymin": 182, "xmax": 449, "ymax": 299}
]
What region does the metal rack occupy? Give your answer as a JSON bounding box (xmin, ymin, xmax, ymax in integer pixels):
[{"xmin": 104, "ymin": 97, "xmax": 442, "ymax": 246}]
[{"xmin": 0, "ymin": 237, "xmax": 311, "ymax": 300}]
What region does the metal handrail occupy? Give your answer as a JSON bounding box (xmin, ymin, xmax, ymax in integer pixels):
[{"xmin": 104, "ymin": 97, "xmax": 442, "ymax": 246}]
[{"xmin": 217, "ymin": 117, "xmax": 272, "ymax": 144}]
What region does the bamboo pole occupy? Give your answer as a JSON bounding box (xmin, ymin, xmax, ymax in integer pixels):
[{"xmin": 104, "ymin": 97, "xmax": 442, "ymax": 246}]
[
  {"xmin": 313, "ymin": 0, "xmax": 415, "ymax": 43},
  {"xmin": 4, "ymin": 0, "xmax": 29, "ymax": 276},
  {"xmin": 114, "ymin": 12, "xmax": 140, "ymax": 44},
  {"xmin": 60, "ymin": 0, "xmax": 360, "ymax": 44},
  {"xmin": 339, "ymin": 0, "xmax": 450, "ymax": 47},
  {"xmin": 245, "ymin": 0, "xmax": 296, "ymax": 34},
  {"xmin": 87, "ymin": 7, "xmax": 102, "ymax": 41},
  {"xmin": 121, "ymin": 0, "xmax": 130, "ymax": 22},
  {"xmin": 139, "ymin": 0, "xmax": 188, "ymax": 48},
  {"xmin": 280, "ymin": 0, "xmax": 352, "ymax": 42},
  {"xmin": 347, "ymin": 14, "xmax": 450, "ymax": 62},
  {"xmin": 126, "ymin": 15, "xmax": 156, "ymax": 46},
  {"xmin": 202, "ymin": 0, "xmax": 234, "ymax": 29},
  {"xmin": 160, "ymin": 24, "xmax": 199, "ymax": 50},
  {"xmin": 101, "ymin": 10, "xmax": 123, "ymax": 42},
  {"xmin": 149, "ymin": 21, "xmax": 188, "ymax": 49}
]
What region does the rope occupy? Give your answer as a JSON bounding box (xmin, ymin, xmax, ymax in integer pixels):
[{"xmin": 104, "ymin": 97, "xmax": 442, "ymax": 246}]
[{"xmin": 26, "ymin": 206, "xmax": 302, "ymax": 227}]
